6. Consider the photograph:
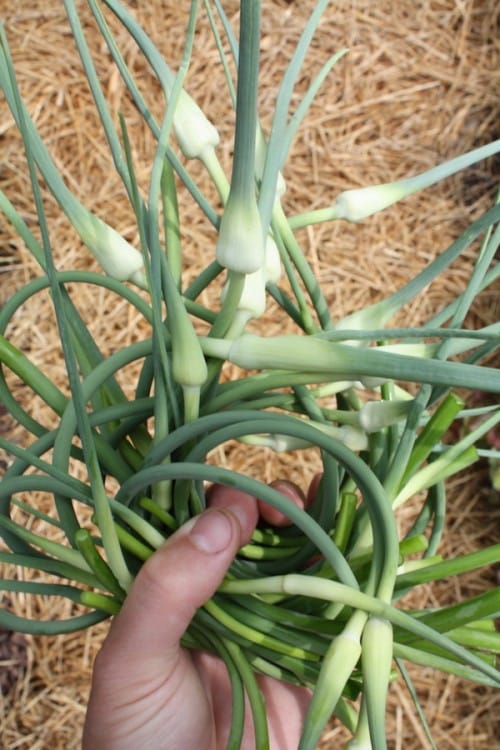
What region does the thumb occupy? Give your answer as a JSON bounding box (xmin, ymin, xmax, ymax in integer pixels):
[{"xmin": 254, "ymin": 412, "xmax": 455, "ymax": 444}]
[{"xmin": 97, "ymin": 505, "xmax": 250, "ymax": 679}]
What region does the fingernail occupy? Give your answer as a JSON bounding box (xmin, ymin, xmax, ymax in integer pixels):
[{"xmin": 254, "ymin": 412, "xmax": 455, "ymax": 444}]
[{"xmin": 189, "ymin": 510, "xmax": 234, "ymax": 554}]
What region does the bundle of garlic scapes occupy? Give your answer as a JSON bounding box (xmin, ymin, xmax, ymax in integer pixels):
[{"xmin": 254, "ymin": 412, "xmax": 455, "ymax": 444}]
[{"xmin": 0, "ymin": 2, "xmax": 499, "ymax": 748}]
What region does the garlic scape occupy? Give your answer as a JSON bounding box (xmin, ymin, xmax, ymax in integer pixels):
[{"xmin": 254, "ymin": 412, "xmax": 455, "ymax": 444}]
[
  {"xmin": 216, "ymin": 1, "xmax": 265, "ymax": 275},
  {"xmin": 0, "ymin": 32, "xmax": 146, "ymax": 287},
  {"xmin": 291, "ymin": 139, "xmax": 500, "ymax": 228},
  {"xmin": 200, "ymin": 333, "xmax": 500, "ymax": 393}
]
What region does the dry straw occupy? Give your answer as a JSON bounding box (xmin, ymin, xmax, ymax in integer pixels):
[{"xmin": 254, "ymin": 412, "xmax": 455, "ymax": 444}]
[{"xmin": 0, "ymin": 1, "xmax": 499, "ymax": 748}]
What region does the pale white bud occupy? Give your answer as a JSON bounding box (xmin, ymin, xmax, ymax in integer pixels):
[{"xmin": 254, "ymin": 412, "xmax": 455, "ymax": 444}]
[
  {"xmin": 238, "ymin": 422, "xmax": 368, "ymax": 453},
  {"xmin": 76, "ymin": 210, "xmax": 145, "ymax": 284},
  {"xmin": 221, "ymin": 267, "xmax": 267, "ymax": 321},
  {"xmin": 263, "ymin": 236, "xmax": 281, "ymax": 284},
  {"xmin": 216, "ymin": 195, "xmax": 265, "ymax": 274},
  {"xmin": 335, "ymin": 183, "xmax": 407, "ymax": 222},
  {"xmin": 173, "ymin": 90, "xmax": 220, "ymax": 161},
  {"xmin": 358, "ymin": 400, "xmax": 411, "ymax": 433},
  {"xmin": 335, "ymin": 140, "xmax": 500, "ymax": 222}
]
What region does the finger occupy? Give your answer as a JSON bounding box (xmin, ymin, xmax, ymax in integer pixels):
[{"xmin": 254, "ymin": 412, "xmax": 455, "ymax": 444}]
[
  {"xmin": 97, "ymin": 502, "xmax": 256, "ymax": 680},
  {"xmin": 306, "ymin": 472, "xmax": 323, "ymax": 508},
  {"xmin": 258, "ymin": 676, "xmax": 312, "ymax": 750},
  {"xmin": 206, "ymin": 483, "xmax": 259, "ymax": 545},
  {"xmin": 257, "ymin": 479, "xmax": 306, "ymax": 527}
]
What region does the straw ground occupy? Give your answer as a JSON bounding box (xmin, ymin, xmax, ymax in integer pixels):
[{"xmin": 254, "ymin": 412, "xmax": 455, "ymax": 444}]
[{"xmin": 0, "ymin": 1, "xmax": 498, "ymax": 748}]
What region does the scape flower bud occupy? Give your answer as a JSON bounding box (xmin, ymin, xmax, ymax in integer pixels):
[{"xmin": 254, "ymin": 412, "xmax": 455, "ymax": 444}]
[
  {"xmin": 240, "ymin": 422, "xmax": 367, "ymax": 452},
  {"xmin": 221, "ymin": 266, "xmax": 267, "ymax": 322},
  {"xmin": 263, "ymin": 235, "xmax": 282, "ymax": 284},
  {"xmin": 216, "ymin": 195, "xmax": 265, "ymax": 274},
  {"xmin": 75, "ymin": 209, "xmax": 146, "ymax": 286},
  {"xmin": 334, "ymin": 139, "xmax": 500, "ymax": 222},
  {"xmin": 358, "ymin": 399, "xmax": 412, "ymax": 433},
  {"xmin": 335, "ymin": 182, "xmax": 408, "ymax": 223},
  {"xmin": 173, "ymin": 90, "xmax": 220, "ymax": 161}
]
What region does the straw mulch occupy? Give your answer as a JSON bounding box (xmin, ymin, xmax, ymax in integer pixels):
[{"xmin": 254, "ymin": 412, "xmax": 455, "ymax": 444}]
[{"xmin": 0, "ymin": 1, "xmax": 499, "ymax": 748}]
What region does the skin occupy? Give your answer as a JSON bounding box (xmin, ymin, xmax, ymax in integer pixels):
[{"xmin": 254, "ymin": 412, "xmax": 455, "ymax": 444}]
[{"xmin": 83, "ymin": 480, "xmax": 316, "ymax": 750}]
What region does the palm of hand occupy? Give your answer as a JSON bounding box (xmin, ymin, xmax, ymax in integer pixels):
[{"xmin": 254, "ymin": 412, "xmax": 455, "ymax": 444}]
[{"xmin": 85, "ymin": 644, "xmax": 310, "ymax": 750}]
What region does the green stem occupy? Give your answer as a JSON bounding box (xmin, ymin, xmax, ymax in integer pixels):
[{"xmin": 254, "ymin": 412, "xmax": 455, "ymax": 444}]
[
  {"xmin": 395, "ymin": 545, "xmax": 500, "ymax": 590},
  {"xmin": 74, "ymin": 529, "xmax": 126, "ymax": 600},
  {"xmin": 228, "ymin": 0, "xmax": 260, "ymax": 200},
  {"xmin": 299, "ymin": 610, "xmax": 366, "ymax": 750},
  {"xmin": 220, "ymin": 574, "xmax": 500, "ymax": 683},
  {"xmin": 400, "ymin": 392, "xmax": 465, "ymax": 483},
  {"xmin": 0, "ymin": 334, "xmax": 67, "ymax": 415}
]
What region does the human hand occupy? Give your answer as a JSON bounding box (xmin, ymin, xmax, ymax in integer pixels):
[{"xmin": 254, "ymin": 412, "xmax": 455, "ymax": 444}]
[{"xmin": 82, "ymin": 481, "xmax": 314, "ymax": 750}]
